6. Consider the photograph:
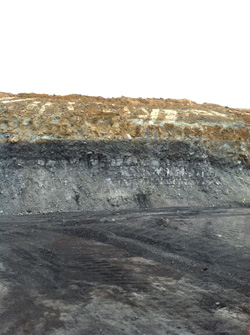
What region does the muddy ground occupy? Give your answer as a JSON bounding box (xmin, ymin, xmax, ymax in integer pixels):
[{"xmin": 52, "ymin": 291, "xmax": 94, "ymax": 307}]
[{"xmin": 0, "ymin": 207, "xmax": 249, "ymax": 335}]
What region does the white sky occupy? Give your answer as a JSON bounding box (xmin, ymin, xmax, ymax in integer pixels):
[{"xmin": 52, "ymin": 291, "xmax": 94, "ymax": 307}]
[{"xmin": 0, "ymin": 0, "xmax": 250, "ymax": 108}]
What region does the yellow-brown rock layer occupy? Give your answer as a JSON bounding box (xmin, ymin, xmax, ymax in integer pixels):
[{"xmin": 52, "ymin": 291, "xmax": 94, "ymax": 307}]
[{"xmin": 1, "ymin": 92, "xmax": 250, "ymax": 163}]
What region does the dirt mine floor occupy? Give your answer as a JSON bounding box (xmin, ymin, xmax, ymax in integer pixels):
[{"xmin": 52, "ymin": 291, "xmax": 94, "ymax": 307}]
[{"xmin": 0, "ymin": 207, "xmax": 249, "ymax": 335}]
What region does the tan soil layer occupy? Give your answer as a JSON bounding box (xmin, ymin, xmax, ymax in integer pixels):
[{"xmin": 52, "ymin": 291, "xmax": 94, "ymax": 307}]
[{"xmin": 1, "ymin": 92, "xmax": 250, "ymax": 163}]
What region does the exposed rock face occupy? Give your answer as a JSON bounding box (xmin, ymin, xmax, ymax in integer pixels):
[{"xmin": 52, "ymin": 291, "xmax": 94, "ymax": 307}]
[{"xmin": 0, "ymin": 93, "xmax": 250, "ymax": 214}]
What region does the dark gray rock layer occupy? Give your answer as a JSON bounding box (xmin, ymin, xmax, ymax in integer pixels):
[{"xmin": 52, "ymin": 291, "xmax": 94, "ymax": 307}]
[{"xmin": 1, "ymin": 140, "xmax": 250, "ymax": 215}]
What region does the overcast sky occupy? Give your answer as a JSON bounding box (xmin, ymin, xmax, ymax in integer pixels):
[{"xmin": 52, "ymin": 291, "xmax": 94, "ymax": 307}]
[{"xmin": 1, "ymin": 0, "xmax": 249, "ymax": 108}]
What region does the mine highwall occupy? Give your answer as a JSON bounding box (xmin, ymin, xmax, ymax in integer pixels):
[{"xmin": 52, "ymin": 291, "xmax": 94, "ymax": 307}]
[{"xmin": 0, "ymin": 140, "xmax": 250, "ymax": 215}]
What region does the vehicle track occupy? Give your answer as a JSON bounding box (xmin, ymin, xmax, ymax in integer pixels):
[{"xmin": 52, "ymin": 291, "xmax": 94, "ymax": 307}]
[{"xmin": 0, "ymin": 207, "xmax": 249, "ymax": 335}]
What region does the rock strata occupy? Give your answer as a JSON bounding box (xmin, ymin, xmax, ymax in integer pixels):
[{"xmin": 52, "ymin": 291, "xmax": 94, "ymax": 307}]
[{"xmin": 0, "ymin": 93, "xmax": 250, "ymax": 214}]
